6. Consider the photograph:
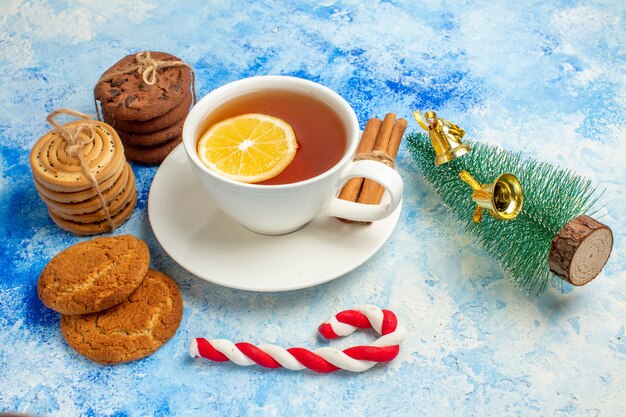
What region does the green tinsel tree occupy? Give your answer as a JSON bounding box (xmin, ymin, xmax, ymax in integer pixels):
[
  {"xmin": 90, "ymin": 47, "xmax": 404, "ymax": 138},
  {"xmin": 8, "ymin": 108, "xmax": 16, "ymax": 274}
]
[{"xmin": 405, "ymin": 131, "xmax": 609, "ymax": 294}]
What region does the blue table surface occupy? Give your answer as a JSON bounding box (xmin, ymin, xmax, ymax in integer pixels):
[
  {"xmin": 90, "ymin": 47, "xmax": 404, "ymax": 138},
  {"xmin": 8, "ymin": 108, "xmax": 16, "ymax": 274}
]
[{"xmin": 1, "ymin": 1, "xmax": 625, "ymax": 416}]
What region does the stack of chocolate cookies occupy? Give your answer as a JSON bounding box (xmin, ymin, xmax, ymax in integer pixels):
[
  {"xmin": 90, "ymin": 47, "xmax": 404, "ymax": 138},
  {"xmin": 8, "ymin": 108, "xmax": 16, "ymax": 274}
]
[
  {"xmin": 37, "ymin": 235, "xmax": 184, "ymax": 364},
  {"xmin": 30, "ymin": 120, "xmax": 136, "ymax": 235},
  {"xmin": 94, "ymin": 51, "xmax": 193, "ymax": 165}
]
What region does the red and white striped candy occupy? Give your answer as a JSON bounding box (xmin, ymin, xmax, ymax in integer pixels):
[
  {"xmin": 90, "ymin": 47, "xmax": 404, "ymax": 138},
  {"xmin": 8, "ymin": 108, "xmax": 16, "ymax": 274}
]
[{"xmin": 190, "ymin": 305, "xmax": 406, "ymax": 373}]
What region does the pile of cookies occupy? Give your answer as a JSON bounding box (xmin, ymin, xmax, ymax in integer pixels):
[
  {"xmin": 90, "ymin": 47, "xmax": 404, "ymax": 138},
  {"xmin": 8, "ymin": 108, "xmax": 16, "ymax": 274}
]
[
  {"xmin": 37, "ymin": 235, "xmax": 183, "ymax": 364},
  {"xmin": 30, "ymin": 119, "xmax": 137, "ymax": 235},
  {"xmin": 94, "ymin": 51, "xmax": 194, "ymax": 165}
]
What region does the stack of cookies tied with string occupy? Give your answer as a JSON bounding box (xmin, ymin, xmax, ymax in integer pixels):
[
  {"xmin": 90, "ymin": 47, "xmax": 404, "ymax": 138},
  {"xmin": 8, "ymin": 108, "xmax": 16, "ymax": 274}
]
[
  {"xmin": 94, "ymin": 51, "xmax": 195, "ymax": 165},
  {"xmin": 30, "ymin": 110, "xmax": 137, "ymax": 235}
]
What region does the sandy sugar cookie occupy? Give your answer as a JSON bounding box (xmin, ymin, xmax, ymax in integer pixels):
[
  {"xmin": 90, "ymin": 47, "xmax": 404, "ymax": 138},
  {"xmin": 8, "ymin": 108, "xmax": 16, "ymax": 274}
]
[
  {"xmin": 38, "ymin": 235, "xmax": 149, "ymax": 315},
  {"xmin": 60, "ymin": 270, "xmax": 184, "ymax": 364}
]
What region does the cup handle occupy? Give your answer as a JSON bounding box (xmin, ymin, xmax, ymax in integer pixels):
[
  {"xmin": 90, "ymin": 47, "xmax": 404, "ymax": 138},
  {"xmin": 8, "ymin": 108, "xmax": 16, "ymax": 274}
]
[{"xmin": 323, "ymin": 159, "xmax": 403, "ymax": 221}]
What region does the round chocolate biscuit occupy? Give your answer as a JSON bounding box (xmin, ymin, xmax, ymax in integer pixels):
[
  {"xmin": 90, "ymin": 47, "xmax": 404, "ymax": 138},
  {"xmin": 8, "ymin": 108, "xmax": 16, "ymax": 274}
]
[
  {"xmin": 38, "ymin": 235, "xmax": 149, "ymax": 315},
  {"xmin": 123, "ymin": 135, "xmax": 182, "ymax": 166},
  {"xmin": 103, "ymin": 92, "xmax": 192, "ymax": 134},
  {"xmin": 95, "ymin": 52, "xmax": 192, "ymax": 121},
  {"xmin": 117, "ymin": 117, "xmax": 184, "ymax": 147},
  {"xmin": 60, "ymin": 270, "xmax": 184, "ymax": 364}
]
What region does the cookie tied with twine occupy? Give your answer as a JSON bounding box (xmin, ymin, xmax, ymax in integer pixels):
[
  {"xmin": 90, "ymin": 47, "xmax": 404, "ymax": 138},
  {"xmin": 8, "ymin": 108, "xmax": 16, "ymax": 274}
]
[
  {"xmin": 94, "ymin": 51, "xmax": 195, "ymax": 165},
  {"xmin": 30, "ymin": 109, "xmax": 137, "ymax": 235},
  {"xmin": 94, "ymin": 51, "xmax": 196, "ymax": 122}
]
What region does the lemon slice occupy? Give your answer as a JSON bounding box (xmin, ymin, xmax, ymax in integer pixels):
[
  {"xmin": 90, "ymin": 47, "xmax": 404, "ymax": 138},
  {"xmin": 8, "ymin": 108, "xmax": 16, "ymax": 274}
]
[{"xmin": 197, "ymin": 113, "xmax": 297, "ymax": 183}]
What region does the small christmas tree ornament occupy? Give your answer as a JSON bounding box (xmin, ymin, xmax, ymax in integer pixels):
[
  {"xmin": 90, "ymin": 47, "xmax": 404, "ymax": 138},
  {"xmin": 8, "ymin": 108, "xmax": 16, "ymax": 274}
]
[
  {"xmin": 414, "ymin": 110, "xmax": 472, "ymax": 165},
  {"xmin": 406, "ymin": 111, "xmax": 613, "ymax": 293},
  {"xmin": 458, "ymin": 169, "xmax": 524, "ymax": 223}
]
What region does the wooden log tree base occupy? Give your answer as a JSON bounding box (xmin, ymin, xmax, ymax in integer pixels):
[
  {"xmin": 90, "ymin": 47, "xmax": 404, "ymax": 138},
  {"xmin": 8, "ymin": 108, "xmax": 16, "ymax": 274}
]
[{"xmin": 548, "ymin": 215, "xmax": 613, "ymax": 286}]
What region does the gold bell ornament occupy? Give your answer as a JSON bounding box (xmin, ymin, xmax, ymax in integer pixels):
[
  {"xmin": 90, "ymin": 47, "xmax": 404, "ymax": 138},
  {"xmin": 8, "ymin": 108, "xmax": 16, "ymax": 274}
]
[
  {"xmin": 414, "ymin": 110, "xmax": 472, "ymax": 165},
  {"xmin": 405, "ymin": 112, "xmax": 612, "ymax": 293},
  {"xmin": 459, "ymin": 170, "xmax": 524, "ymax": 223}
]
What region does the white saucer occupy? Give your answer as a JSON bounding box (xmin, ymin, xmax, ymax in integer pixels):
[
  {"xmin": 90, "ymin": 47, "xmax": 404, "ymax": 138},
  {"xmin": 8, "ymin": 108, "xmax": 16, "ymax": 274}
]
[{"xmin": 148, "ymin": 145, "xmax": 402, "ymax": 292}]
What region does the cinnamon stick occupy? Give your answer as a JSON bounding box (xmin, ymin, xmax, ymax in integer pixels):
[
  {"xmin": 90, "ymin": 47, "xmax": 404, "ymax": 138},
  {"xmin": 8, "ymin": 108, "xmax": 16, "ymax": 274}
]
[
  {"xmin": 373, "ymin": 113, "xmax": 397, "ymax": 155},
  {"xmin": 337, "ymin": 117, "xmax": 382, "ymax": 203},
  {"xmin": 337, "ymin": 113, "xmax": 407, "ymax": 224},
  {"xmin": 357, "ymin": 117, "xmax": 406, "ymax": 206}
]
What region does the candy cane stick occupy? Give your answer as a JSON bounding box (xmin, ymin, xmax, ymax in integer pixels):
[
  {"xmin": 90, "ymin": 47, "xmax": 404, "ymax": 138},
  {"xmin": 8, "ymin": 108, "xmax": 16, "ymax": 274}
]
[{"xmin": 190, "ymin": 305, "xmax": 406, "ymax": 373}]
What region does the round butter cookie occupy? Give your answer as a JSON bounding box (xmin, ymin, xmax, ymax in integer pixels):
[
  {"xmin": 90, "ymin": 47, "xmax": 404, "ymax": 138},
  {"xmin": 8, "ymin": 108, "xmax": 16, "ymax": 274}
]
[
  {"xmin": 30, "ymin": 121, "xmax": 125, "ymax": 193},
  {"xmin": 48, "ymin": 192, "xmax": 137, "ymax": 236},
  {"xmin": 38, "ymin": 235, "xmax": 149, "ymax": 315},
  {"xmin": 35, "ymin": 163, "xmax": 132, "ymax": 213},
  {"xmin": 33, "ymin": 161, "xmax": 129, "ymax": 205},
  {"xmin": 60, "ymin": 270, "xmax": 184, "ymax": 364},
  {"xmin": 50, "ymin": 179, "xmax": 136, "ymax": 224}
]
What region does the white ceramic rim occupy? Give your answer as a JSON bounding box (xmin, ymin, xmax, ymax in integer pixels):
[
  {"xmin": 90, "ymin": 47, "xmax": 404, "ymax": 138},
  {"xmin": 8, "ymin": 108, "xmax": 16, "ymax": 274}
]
[
  {"xmin": 147, "ymin": 144, "xmax": 404, "ymax": 292},
  {"xmin": 182, "ymin": 75, "xmax": 360, "ymax": 189}
]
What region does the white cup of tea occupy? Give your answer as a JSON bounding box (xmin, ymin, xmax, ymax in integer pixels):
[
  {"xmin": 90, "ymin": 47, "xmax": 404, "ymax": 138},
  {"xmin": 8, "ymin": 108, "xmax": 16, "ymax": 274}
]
[{"xmin": 182, "ymin": 75, "xmax": 403, "ymax": 235}]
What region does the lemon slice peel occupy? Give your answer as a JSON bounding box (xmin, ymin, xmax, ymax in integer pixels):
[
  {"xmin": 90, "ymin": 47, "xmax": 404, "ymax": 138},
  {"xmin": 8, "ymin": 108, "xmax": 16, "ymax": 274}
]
[{"xmin": 197, "ymin": 113, "xmax": 297, "ymax": 183}]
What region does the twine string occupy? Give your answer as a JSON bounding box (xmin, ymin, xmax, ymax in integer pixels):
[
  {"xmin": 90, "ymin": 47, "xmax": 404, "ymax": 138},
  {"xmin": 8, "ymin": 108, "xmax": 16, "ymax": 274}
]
[
  {"xmin": 353, "ymin": 150, "xmax": 396, "ymax": 169},
  {"xmin": 94, "ymin": 51, "xmax": 197, "ymax": 120},
  {"xmin": 135, "ymin": 51, "xmax": 160, "ymax": 85},
  {"xmin": 46, "ymin": 109, "xmax": 116, "ymax": 232}
]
